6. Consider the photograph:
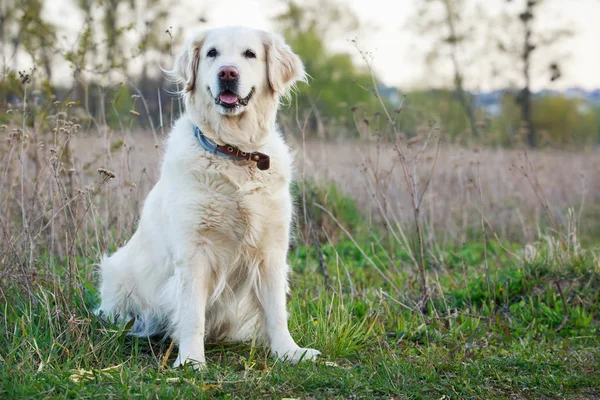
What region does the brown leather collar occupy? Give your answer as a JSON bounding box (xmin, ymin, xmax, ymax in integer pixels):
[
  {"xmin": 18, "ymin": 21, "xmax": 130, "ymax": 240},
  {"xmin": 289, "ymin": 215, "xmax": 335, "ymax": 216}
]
[
  {"xmin": 215, "ymin": 143, "xmax": 271, "ymax": 171},
  {"xmin": 193, "ymin": 124, "xmax": 270, "ymax": 171}
]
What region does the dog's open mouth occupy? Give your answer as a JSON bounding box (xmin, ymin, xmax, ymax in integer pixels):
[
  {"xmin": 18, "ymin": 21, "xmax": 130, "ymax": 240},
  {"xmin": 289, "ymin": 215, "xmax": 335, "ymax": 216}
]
[{"xmin": 215, "ymin": 88, "xmax": 254, "ymax": 108}]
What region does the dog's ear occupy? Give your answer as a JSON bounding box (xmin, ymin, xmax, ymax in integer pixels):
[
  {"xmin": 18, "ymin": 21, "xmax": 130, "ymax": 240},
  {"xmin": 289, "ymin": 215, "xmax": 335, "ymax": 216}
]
[
  {"xmin": 262, "ymin": 33, "xmax": 306, "ymax": 96},
  {"xmin": 166, "ymin": 32, "xmax": 205, "ymax": 94}
]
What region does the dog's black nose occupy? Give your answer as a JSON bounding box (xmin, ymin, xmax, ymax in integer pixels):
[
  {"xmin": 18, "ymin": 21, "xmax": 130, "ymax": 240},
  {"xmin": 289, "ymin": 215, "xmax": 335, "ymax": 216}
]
[{"xmin": 218, "ymin": 66, "xmax": 239, "ymax": 81}]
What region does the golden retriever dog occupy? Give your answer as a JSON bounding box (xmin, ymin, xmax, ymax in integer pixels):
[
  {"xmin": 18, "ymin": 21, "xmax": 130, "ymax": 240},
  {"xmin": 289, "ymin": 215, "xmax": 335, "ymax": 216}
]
[{"xmin": 97, "ymin": 26, "xmax": 320, "ymax": 369}]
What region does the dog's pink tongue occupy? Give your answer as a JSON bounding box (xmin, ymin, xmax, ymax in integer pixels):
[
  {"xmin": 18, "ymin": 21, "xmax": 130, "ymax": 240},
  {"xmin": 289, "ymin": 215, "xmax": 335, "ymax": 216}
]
[{"xmin": 219, "ymin": 92, "xmax": 239, "ymax": 105}]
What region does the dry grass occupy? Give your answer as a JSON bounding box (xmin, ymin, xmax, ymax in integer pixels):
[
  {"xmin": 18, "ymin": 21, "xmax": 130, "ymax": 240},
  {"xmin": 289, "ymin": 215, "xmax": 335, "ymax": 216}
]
[
  {"xmin": 296, "ymin": 139, "xmax": 600, "ymax": 244},
  {"xmin": 23, "ymin": 128, "xmax": 599, "ymax": 242},
  {"xmin": 70, "ymin": 131, "xmax": 600, "ymax": 235},
  {"xmin": 2, "ymin": 117, "xmax": 598, "ymax": 287}
]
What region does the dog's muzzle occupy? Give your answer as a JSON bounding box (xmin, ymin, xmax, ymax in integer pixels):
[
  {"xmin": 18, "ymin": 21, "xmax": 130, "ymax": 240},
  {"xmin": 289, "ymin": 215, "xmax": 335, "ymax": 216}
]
[
  {"xmin": 213, "ymin": 66, "xmax": 254, "ymax": 109},
  {"xmin": 214, "ymin": 87, "xmax": 255, "ymax": 109}
]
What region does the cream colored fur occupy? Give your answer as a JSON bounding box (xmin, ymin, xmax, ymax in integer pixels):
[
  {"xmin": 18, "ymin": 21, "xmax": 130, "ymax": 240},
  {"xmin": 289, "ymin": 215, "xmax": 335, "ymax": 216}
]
[{"xmin": 97, "ymin": 26, "xmax": 320, "ymax": 369}]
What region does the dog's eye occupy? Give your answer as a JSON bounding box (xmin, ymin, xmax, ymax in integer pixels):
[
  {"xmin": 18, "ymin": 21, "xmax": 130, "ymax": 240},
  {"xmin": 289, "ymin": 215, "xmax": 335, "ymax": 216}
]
[
  {"xmin": 207, "ymin": 48, "xmax": 218, "ymax": 58},
  {"xmin": 244, "ymin": 49, "xmax": 256, "ymax": 59}
]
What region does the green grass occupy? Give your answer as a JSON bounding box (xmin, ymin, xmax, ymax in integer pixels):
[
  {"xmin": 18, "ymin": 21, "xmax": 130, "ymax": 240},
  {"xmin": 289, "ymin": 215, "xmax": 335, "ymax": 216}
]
[{"xmin": 1, "ymin": 233, "xmax": 599, "ymax": 399}]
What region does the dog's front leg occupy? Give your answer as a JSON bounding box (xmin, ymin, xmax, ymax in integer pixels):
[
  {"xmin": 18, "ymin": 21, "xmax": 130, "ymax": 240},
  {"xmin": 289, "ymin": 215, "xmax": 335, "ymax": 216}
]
[
  {"xmin": 259, "ymin": 251, "xmax": 321, "ymax": 363},
  {"xmin": 172, "ymin": 253, "xmax": 210, "ymax": 370}
]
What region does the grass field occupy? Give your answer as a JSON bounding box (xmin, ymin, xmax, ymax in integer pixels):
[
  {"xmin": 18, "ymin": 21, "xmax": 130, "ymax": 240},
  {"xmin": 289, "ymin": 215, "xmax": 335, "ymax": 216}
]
[
  {"xmin": 2, "ymin": 232, "xmax": 599, "ymax": 398},
  {"xmin": 1, "ymin": 123, "xmax": 599, "ymax": 398}
]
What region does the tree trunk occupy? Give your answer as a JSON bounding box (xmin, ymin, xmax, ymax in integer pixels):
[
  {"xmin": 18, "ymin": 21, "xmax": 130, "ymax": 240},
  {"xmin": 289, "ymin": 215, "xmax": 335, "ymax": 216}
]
[
  {"xmin": 443, "ymin": 0, "xmax": 480, "ymax": 138},
  {"xmin": 520, "ymin": 2, "xmax": 536, "ymax": 148}
]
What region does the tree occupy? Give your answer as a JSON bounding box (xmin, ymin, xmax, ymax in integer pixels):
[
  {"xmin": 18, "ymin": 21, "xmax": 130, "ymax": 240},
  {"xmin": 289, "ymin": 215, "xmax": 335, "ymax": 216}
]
[
  {"xmin": 19, "ymin": 0, "xmax": 59, "ymax": 88},
  {"xmin": 0, "ymin": 0, "xmax": 19, "ymax": 108},
  {"xmin": 274, "ymin": 0, "xmax": 385, "ymax": 137},
  {"xmin": 0, "ymin": 0, "xmax": 57, "ymax": 101},
  {"xmin": 274, "ymin": 0, "xmax": 359, "ymax": 44},
  {"xmin": 411, "ymin": 0, "xmax": 482, "ymax": 138},
  {"xmin": 499, "ymin": 0, "xmax": 572, "ymax": 147},
  {"xmin": 134, "ymin": 0, "xmax": 171, "ymax": 86},
  {"xmin": 511, "ymin": 0, "xmax": 538, "ymax": 148}
]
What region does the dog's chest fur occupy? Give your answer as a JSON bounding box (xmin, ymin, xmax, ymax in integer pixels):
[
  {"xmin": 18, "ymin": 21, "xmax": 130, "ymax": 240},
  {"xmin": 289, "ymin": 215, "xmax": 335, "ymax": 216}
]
[{"xmin": 193, "ymin": 163, "xmax": 288, "ymax": 254}]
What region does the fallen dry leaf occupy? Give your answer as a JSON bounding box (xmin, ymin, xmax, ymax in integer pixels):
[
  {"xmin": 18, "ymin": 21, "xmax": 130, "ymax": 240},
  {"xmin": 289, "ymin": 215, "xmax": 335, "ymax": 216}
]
[{"xmin": 69, "ymin": 364, "xmax": 122, "ymax": 384}]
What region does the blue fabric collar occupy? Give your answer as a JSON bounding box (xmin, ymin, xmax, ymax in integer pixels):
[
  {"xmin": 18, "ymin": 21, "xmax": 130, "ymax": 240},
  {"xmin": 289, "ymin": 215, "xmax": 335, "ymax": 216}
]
[{"xmin": 193, "ymin": 124, "xmax": 238, "ymax": 160}]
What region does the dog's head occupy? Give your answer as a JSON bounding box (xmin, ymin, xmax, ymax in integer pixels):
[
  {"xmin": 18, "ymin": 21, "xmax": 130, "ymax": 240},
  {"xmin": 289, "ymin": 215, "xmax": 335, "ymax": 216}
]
[{"xmin": 168, "ymin": 27, "xmax": 305, "ymax": 150}]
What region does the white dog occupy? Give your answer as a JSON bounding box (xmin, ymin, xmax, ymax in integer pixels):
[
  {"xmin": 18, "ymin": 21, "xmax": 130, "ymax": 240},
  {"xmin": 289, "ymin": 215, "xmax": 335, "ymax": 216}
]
[{"xmin": 97, "ymin": 26, "xmax": 320, "ymax": 368}]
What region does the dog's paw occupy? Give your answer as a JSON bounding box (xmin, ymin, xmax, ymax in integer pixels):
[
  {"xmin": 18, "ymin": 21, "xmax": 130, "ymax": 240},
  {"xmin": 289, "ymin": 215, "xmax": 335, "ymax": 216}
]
[
  {"xmin": 173, "ymin": 354, "xmax": 206, "ymax": 371},
  {"xmin": 273, "ymin": 347, "xmax": 321, "ymax": 363}
]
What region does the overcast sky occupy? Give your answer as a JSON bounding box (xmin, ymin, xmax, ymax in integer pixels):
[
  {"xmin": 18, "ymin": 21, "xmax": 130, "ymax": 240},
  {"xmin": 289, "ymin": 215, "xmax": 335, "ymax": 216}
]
[{"xmin": 44, "ymin": 0, "xmax": 600, "ymax": 91}]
